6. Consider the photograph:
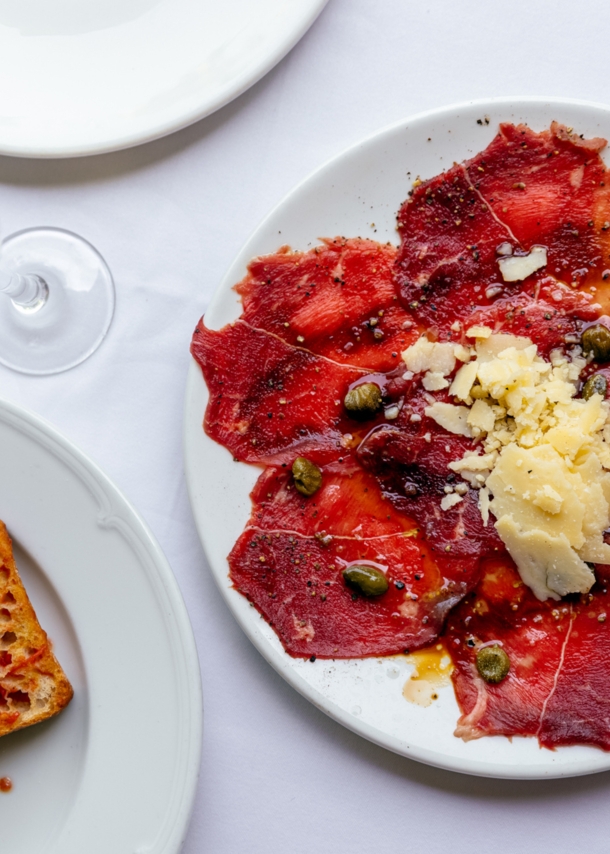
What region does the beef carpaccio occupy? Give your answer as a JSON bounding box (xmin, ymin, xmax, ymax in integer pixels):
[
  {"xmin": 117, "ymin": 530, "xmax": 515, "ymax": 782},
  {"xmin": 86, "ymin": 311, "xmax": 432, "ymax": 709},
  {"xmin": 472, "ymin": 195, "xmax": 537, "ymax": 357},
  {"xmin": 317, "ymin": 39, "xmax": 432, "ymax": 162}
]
[{"xmin": 191, "ymin": 123, "xmax": 610, "ymax": 752}]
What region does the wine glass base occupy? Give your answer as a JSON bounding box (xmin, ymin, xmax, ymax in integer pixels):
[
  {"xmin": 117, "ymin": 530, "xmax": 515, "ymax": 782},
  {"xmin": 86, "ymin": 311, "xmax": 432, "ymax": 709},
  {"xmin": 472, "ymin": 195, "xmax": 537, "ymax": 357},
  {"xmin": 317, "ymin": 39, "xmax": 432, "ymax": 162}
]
[{"xmin": 0, "ymin": 227, "xmax": 115, "ymax": 375}]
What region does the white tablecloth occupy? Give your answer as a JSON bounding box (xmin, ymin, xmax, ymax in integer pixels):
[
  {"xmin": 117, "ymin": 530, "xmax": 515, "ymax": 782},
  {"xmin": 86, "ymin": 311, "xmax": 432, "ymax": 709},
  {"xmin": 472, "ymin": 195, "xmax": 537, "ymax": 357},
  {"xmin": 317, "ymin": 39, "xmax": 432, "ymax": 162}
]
[{"xmin": 4, "ymin": 0, "xmax": 610, "ymax": 850}]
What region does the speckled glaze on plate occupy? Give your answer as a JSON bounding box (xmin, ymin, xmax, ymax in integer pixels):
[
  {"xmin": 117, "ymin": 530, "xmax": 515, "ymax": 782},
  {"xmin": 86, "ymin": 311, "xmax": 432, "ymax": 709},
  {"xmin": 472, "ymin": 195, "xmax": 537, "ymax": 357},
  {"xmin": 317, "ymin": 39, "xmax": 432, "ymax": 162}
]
[{"xmin": 184, "ymin": 97, "xmax": 610, "ymax": 779}]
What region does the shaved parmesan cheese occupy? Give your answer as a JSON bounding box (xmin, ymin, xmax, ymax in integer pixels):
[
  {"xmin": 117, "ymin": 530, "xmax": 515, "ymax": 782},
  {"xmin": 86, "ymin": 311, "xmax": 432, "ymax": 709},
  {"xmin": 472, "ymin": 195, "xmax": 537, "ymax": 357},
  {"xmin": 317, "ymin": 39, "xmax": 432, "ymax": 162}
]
[
  {"xmin": 449, "ymin": 452, "xmax": 497, "ymax": 472},
  {"xmin": 465, "ymin": 325, "xmax": 493, "ymax": 339},
  {"xmin": 454, "ymin": 344, "xmax": 473, "ymax": 363},
  {"xmin": 497, "ymin": 245, "xmax": 547, "ymax": 282},
  {"xmin": 478, "ymin": 487, "xmax": 491, "ymax": 526},
  {"xmin": 476, "ymin": 334, "xmax": 533, "ymax": 361},
  {"xmin": 424, "ymin": 402, "xmax": 473, "ymax": 437},
  {"xmin": 401, "ymin": 337, "xmax": 456, "ymax": 376},
  {"xmin": 487, "ymin": 444, "xmax": 586, "ymax": 548},
  {"xmin": 441, "ymin": 493, "xmax": 463, "ymax": 511},
  {"xmin": 422, "ymin": 371, "xmax": 449, "ymax": 391},
  {"xmin": 413, "ymin": 328, "xmax": 610, "ymax": 601},
  {"xmin": 449, "ymin": 361, "xmax": 478, "ymax": 400},
  {"xmin": 495, "ymin": 516, "xmax": 595, "ymax": 601},
  {"xmin": 532, "ymin": 484, "xmax": 564, "ymax": 515},
  {"xmin": 467, "ymin": 399, "xmax": 495, "ymax": 433}
]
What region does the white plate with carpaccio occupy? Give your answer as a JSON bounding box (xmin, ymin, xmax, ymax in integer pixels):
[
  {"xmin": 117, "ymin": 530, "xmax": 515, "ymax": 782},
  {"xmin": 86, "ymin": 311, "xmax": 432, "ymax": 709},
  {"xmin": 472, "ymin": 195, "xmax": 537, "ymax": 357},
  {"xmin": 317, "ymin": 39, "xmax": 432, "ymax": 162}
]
[{"xmin": 185, "ymin": 97, "xmax": 610, "ymax": 779}]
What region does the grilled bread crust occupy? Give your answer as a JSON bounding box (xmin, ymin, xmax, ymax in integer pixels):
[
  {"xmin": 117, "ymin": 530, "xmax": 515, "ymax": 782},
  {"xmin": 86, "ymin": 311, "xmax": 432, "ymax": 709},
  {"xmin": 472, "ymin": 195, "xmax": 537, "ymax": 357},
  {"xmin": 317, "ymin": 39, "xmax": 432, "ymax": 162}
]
[{"xmin": 0, "ymin": 522, "xmax": 73, "ymax": 737}]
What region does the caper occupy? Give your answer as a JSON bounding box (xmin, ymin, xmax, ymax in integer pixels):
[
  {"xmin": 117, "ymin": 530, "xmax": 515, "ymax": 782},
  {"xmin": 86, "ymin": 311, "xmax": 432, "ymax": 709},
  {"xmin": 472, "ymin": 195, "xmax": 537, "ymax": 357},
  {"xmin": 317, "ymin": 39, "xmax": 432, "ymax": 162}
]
[
  {"xmin": 582, "ymin": 373, "xmax": 608, "ymax": 401},
  {"xmin": 343, "ymin": 564, "xmax": 389, "ymax": 597},
  {"xmin": 470, "ymin": 383, "xmax": 487, "ymax": 400},
  {"xmin": 581, "ymin": 325, "xmax": 610, "ymax": 361},
  {"xmin": 476, "ymin": 645, "xmax": 510, "ymax": 684},
  {"xmin": 292, "ymin": 457, "xmax": 322, "ymax": 497},
  {"xmin": 344, "ymin": 382, "xmax": 382, "ymax": 419}
]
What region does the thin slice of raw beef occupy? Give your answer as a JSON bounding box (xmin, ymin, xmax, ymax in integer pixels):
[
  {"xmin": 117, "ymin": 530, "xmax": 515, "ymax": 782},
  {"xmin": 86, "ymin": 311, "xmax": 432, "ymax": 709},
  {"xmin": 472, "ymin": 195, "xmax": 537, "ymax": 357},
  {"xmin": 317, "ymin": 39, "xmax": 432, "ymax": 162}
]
[
  {"xmin": 467, "ymin": 122, "xmax": 610, "ymax": 293},
  {"xmin": 538, "ymin": 568, "xmax": 610, "ymax": 750},
  {"xmin": 396, "ymin": 122, "xmax": 607, "ymax": 333},
  {"xmin": 356, "ymin": 379, "xmax": 503, "ymax": 559},
  {"xmin": 464, "ymin": 280, "xmax": 600, "ymax": 356},
  {"xmin": 447, "ymin": 557, "xmax": 610, "ymax": 750},
  {"xmin": 236, "ymin": 238, "xmax": 416, "ymax": 371},
  {"xmin": 191, "ymin": 318, "xmax": 368, "ymax": 464},
  {"xmin": 396, "ymin": 158, "xmax": 528, "ymax": 331},
  {"xmin": 229, "ymin": 461, "xmax": 481, "ymax": 658},
  {"xmin": 249, "ymin": 456, "xmax": 416, "ymax": 539}
]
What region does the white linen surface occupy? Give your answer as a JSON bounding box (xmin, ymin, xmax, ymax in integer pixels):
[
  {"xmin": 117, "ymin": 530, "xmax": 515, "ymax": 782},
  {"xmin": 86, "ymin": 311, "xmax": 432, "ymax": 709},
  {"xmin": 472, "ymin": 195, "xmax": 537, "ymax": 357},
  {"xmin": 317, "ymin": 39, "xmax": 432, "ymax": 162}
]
[{"xmin": 2, "ymin": 0, "xmax": 610, "ymax": 851}]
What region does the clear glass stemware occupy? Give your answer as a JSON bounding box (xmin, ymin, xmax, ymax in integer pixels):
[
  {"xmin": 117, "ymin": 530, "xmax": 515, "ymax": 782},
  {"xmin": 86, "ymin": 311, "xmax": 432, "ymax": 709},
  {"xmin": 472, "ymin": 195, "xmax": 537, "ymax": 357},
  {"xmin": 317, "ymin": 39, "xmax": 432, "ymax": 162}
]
[{"xmin": 0, "ymin": 226, "xmax": 115, "ymax": 375}]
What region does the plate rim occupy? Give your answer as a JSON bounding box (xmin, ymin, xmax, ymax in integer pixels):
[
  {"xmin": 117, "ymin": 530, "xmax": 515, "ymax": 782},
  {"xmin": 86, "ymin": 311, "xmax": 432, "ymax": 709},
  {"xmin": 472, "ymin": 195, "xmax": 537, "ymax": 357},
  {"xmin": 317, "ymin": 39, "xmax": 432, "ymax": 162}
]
[
  {"xmin": 184, "ymin": 95, "xmax": 610, "ymax": 780},
  {"xmin": 0, "ymin": 0, "xmax": 329, "ymax": 159},
  {"xmin": 0, "ymin": 395, "xmax": 203, "ymax": 851}
]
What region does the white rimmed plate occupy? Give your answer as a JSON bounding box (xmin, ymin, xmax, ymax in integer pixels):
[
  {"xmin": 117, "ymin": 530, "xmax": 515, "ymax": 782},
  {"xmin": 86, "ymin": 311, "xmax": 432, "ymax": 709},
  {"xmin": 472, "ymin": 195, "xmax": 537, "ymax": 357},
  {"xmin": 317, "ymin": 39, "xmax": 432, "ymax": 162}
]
[
  {"xmin": 0, "ymin": 0, "xmax": 328, "ymax": 158},
  {"xmin": 0, "ymin": 399, "xmax": 202, "ymax": 852},
  {"xmin": 184, "ymin": 97, "xmax": 610, "ymax": 779}
]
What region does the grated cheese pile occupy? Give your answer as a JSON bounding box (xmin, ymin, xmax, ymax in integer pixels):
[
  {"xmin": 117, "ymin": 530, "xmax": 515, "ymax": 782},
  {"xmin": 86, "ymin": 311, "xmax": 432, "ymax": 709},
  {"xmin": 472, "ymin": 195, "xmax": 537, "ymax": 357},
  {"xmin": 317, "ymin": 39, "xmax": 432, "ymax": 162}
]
[{"xmin": 402, "ymin": 328, "xmax": 610, "ymax": 601}]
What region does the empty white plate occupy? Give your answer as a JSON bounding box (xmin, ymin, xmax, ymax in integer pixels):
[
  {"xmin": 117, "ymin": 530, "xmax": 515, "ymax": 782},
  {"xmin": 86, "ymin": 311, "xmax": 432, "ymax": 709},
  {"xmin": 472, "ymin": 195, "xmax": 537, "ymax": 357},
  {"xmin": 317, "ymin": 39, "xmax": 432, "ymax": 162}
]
[{"xmin": 0, "ymin": 0, "xmax": 328, "ymax": 157}]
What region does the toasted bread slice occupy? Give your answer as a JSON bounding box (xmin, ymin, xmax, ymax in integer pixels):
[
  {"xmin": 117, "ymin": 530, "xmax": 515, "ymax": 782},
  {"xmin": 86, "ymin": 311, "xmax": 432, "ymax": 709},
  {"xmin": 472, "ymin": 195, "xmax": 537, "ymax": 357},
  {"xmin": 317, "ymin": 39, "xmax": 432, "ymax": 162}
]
[{"xmin": 0, "ymin": 522, "xmax": 73, "ymax": 737}]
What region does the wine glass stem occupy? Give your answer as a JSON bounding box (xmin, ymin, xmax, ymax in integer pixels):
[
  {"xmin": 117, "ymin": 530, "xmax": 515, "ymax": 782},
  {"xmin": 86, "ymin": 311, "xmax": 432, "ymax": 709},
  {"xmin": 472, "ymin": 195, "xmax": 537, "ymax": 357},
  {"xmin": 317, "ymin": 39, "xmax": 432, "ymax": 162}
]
[{"xmin": 0, "ymin": 270, "xmax": 49, "ymax": 311}]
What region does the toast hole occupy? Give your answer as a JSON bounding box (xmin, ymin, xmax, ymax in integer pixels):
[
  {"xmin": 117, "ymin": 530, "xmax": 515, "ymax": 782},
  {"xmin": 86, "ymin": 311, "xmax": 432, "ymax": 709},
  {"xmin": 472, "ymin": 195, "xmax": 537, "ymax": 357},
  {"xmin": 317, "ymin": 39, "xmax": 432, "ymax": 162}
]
[
  {"xmin": 1, "ymin": 632, "xmax": 16, "ymax": 647},
  {"xmin": 8, "ymin": 690, "xmax": 30, "ymax": 711},
  {"xmin": 0, "ymin": 609, "xmax": 10, "ymax": 622},
  {"xmin": 0, "ymin": 651, "xmax": 11, "ymax": 667},
  {"xmin": 1, "ymin": 592, "xmax": 15, "ymax": 604}
]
